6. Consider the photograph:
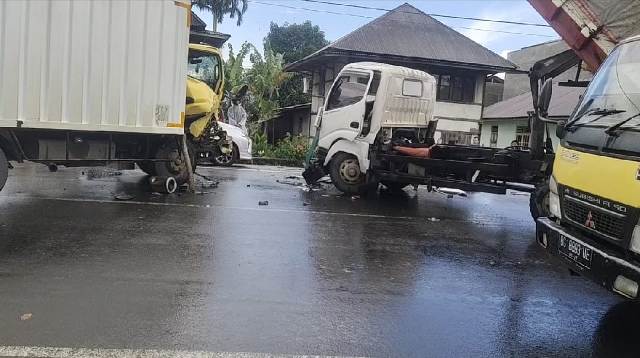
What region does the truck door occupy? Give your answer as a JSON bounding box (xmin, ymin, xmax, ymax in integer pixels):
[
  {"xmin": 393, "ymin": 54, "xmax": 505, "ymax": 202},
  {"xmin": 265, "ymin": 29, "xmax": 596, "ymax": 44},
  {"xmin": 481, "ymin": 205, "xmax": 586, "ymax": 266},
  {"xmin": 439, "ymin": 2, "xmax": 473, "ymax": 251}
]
[{"xmin": 319, "ymin": 71, "xmax": 372, "ymax": 142}]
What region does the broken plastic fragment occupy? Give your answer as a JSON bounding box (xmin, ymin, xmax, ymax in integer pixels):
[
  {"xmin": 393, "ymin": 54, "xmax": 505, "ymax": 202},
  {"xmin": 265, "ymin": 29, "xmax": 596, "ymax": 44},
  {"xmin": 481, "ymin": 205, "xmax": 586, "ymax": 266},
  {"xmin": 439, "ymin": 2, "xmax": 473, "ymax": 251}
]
[
  {"xmin": 114, "ymin": 193, "xmax": 134, "ymax": 201},
  {"xmin": 258, "ymin": 200, "xmax": 269, "ymax": 206}
]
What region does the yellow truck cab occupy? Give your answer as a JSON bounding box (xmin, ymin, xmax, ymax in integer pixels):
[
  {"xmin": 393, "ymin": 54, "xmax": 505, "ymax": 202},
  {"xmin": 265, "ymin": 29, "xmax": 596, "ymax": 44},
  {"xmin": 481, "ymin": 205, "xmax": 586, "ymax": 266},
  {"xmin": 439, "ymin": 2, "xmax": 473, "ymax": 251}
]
[
  {"xmin": 185, "ymin": 43, "xmax": 225, "ymax": 139},
  {"xmin": 536, "ymin": 35, "xmax": 640, "ymax": 299}
]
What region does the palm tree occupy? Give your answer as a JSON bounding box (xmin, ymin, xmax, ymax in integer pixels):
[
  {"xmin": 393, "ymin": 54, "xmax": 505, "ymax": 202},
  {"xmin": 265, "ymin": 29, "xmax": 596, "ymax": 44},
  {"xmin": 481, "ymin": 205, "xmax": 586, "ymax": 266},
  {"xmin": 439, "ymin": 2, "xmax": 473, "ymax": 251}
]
[{"xmin": 192, "ymin": 0, "xmax": 248, "ymax": 31}]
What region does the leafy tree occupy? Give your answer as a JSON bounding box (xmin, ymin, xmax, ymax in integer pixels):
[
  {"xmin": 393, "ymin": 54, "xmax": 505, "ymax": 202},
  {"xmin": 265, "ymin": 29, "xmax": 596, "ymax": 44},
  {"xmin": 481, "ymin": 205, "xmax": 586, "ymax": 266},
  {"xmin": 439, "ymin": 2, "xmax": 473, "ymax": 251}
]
[
  {"xmin": 221, "ymin": 41, "xmax": 288, "ymax": 136},
  {"xmin": 266, "ymin": 21, "xmax": 329, "ymax": 64},
  {"xmin": 264, "ymin": 21, "xmax": 329, "ymax": 107},
  {"xmin": 192, "ymin": 0, "xmax": 248, "ymax": 31},
  {"xmin": 224, "ymin": 42, "xmax": 253, "ymax": 94},
  {"xmin": 245, "ymin": 42, "xmax": 290, "ymax": 133}
]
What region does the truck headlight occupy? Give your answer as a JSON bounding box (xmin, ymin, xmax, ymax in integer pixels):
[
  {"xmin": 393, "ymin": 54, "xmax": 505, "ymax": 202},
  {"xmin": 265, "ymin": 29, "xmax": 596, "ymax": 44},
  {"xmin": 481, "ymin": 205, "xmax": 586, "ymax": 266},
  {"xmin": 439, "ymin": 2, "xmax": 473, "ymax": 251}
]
[{"xmin": 549, "ymin": 176, "xmax": 562, "ymax": 219}]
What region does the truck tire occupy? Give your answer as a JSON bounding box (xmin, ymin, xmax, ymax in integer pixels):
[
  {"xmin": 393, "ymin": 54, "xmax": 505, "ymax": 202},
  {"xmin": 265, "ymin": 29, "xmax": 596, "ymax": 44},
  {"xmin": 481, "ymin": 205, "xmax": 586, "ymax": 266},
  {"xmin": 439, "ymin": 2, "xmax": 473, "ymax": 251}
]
[
  {"xmin": 530, "ymin": 183, "xmax": 550, "ymax": 220},
  {"xmin": 153, "ymin": 140, "xmax": 194, "ymax": 186},
  {"xmin": 0, "ymin": 147, "xmax": 7, "ymax": 192},
  {"xmin": 329, "ymin": 152, "xmax": 368, "ymax": 195}
]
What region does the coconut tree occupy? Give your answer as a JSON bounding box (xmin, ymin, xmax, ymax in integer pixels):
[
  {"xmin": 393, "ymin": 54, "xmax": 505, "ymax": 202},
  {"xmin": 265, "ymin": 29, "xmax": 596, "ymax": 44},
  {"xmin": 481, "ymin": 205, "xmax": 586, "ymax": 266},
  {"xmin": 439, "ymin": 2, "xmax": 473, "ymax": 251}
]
[{"xmin": 191, "ymin": 0, "xmax": 248, "ymax": 31}]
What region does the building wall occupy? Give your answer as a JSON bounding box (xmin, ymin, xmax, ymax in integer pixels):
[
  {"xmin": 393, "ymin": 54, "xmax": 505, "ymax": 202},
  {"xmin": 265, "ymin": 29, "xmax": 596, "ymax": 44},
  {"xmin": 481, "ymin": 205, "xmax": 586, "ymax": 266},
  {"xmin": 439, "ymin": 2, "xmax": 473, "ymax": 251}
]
[
  {"xmin": 267, "ymin": 107, "xmax": 312, "ymax": 143},
  {"xmin": 484, "ymin": 81, "xmax": 504, "ymax": 107},
  {"xmin": 503, "ymin": 40, "xmax": 591, "ymax": 100},
  {"xmin": 479, "ymin": 118, "xmax": 560, "ymax": 149}
]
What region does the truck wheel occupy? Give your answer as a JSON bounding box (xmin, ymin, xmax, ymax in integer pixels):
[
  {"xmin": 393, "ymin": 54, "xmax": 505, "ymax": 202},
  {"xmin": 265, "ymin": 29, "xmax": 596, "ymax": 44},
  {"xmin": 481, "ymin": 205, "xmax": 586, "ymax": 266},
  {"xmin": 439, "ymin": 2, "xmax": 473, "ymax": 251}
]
[
  {"xmin": 530, "ymin": 183, "xmax": 550, "ymax": 220},
  {"xmin": 329, "ymin": 152, "xmax": 368, "ymax": 195},
  {"xmin": 0, "ymin": 147, "xmax": 8, "ymax": 192},
  {"xmin": 381, "ymin": 181, "xmax": 409, "ymax": 192},
  {"xmin": 153, "ymin": 140, "xmax": 194, "ymax": 186}
]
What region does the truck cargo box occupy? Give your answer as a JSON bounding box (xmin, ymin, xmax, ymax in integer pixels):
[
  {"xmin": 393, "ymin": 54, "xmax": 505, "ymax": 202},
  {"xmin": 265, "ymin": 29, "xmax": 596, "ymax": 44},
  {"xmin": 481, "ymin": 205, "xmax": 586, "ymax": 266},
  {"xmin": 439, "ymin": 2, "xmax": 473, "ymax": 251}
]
[{"xmin": 0, "ymin": 0, "xmax": 190, "ymax": 134}]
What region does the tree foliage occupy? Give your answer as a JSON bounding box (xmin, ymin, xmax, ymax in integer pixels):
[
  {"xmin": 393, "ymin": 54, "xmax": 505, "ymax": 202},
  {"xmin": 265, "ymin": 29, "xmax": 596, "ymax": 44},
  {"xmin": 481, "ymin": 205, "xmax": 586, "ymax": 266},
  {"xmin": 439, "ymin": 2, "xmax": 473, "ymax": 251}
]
[
  {"xmin": 266, "ymin": 21, "xmax": 329, "ymax": 64},
  {"xmin": 224, "ymin": 42, "xmax": 253, "ymax": 94},
  {"xmin": 191, "ymin": 0, "xmax": 248, "ymax": 29},
  {"xmin": 245, "ymin": 42, "xmax": 290, "ymax": 132},
  {"xmin": 264, "ymin": 21, "xmax": 329, "ymax": 107},
  {"xmin": 222, "ymin": 42, "xmax": 288, "ymax": 136}
]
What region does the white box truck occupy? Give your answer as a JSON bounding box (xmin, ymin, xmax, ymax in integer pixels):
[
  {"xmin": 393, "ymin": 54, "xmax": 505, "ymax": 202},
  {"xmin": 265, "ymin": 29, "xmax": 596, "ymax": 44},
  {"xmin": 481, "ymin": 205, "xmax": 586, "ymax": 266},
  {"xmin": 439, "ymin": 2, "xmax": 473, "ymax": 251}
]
[{"xmin": 0, "ymin": 0, "xmax": 193, "ymax": 192}]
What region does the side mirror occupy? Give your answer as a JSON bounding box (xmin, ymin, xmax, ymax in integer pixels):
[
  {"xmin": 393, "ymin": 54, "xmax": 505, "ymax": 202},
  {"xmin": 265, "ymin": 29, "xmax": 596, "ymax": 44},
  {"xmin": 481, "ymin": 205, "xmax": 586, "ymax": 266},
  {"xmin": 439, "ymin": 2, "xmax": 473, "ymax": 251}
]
[
  {"xmin": 537, "ymin": 78, "xmax": 553, "ymax": 116},
  {"xmin": 556, "ymin": 120, "xmax": 567, "ymax": 139}
]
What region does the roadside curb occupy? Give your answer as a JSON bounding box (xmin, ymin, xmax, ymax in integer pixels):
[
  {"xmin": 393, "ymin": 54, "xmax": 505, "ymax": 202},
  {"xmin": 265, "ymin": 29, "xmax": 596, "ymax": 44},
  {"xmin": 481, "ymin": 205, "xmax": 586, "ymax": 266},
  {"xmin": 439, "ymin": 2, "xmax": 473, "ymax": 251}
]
[{"xmin": 240, "ymin": 157, "xmax": 303, "ymax": 167}]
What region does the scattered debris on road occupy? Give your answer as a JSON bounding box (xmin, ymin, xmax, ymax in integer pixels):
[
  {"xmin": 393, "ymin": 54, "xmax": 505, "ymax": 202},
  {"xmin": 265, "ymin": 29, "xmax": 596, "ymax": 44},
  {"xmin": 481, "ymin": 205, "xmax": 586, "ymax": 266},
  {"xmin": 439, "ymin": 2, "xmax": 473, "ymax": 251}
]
[
  {"xmin": 19, "ymin": 313, "xmax": 32, "ymax": 321},
  {"xmin": 114, "ymin": 193, "xmax": 135, "ymax": 201},
  {"xmin": 83, "ymin": 168, "xmax": 123, "ymax": 180},
  {"xmin": 258, "ymin": 200, "xmax": 269, "ymax": 206}
]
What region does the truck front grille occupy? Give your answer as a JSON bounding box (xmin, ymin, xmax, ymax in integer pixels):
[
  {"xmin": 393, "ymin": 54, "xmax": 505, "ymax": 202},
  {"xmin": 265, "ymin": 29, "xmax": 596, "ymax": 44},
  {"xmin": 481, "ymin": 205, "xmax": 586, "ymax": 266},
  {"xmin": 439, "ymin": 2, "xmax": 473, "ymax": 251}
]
[{"xmin": 563, "ymin": 196, "xmax": 626, "ymax": 241}]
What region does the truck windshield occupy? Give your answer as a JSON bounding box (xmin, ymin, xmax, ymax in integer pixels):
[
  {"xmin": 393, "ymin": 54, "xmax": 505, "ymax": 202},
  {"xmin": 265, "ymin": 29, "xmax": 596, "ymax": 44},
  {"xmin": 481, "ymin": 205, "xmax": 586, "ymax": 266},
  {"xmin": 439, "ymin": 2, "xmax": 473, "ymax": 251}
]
[
  {"xmin": 188, "ymin": 50, "xmax": 222, "ymax": 91},
  {"xmin": 570, "ymin": 40, "xmax": 640, "ymax": 130}
]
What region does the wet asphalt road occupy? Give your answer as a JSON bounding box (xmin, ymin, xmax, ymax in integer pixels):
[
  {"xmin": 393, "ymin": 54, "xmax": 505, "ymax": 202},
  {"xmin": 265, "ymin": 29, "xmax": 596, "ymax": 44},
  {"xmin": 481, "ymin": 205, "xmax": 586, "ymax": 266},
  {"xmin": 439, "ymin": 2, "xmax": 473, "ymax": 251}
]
[{"xmin": 0, "ymin": 163, "xmax": 638, "ymax": 357}]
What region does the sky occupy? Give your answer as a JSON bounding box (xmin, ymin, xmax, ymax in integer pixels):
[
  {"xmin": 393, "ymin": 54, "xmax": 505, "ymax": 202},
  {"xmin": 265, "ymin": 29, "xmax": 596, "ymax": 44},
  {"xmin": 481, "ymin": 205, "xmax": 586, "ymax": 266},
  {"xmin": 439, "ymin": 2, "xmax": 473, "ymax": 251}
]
[{"xmin": 194, "ymin": 0, "xmax": 559, "ymax": 62}]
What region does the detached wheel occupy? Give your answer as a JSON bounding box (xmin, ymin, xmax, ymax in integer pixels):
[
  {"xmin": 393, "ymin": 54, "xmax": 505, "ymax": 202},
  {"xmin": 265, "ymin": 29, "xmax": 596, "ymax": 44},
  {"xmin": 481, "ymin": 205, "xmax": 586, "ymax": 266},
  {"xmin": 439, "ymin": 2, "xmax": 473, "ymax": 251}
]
[
  {"xmin": 530, "ymin": 183, "xmax": 550, "ymax": 220},
  {"xmin": 153, "ymin": 140, "xmax": 194, "ymax": 185},
  {"xmin": 212, "ymin": 144, "xmax": 238, "ymax": 167},
  {"xmin": 0, "ymin": 147, "xmax": 8, "ymax": 192},
  {"xmin": 329, "ymin": 152, "xmax": 368, "ymax": 195}
]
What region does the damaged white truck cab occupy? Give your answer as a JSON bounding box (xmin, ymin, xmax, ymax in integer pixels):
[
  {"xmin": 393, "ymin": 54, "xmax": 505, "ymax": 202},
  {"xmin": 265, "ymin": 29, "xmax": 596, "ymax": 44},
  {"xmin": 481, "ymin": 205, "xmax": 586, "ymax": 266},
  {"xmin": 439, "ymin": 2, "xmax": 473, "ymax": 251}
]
[{"xmin": 305, "ymin": 62, "xmax": 438, "ymax": 193}]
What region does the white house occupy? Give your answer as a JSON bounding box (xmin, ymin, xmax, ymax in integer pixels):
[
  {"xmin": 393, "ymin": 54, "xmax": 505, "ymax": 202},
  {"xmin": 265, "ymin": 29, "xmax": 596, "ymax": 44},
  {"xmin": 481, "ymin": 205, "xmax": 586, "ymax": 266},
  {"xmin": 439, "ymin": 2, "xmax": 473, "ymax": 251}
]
[
  {"xmin": 480, "ymin": 40, "xmax": 591, "ymax": 149},
  {"xmin": 480, "ymin": 83, "xmax": 584, "ymax": 149},
  {"xmin": 285, "ymin": 3, "xmax": 517, "ymax": 145}
]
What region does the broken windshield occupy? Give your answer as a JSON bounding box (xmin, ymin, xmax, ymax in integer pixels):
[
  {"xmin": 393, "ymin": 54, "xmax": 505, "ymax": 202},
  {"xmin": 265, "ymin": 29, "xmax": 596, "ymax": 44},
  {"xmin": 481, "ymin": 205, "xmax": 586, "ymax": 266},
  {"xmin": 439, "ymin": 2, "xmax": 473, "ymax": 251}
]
[{"xmin": 187, "ymin": 50, "xmax": 222, "ymax": 91}]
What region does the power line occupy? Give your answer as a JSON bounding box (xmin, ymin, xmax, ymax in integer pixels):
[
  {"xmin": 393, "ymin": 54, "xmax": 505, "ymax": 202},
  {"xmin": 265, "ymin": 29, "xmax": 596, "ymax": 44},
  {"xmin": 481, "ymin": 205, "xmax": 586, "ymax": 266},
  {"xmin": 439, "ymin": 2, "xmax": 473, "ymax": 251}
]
[
  {"xmin": 454, "ymin": 26, "xmax": 555, "ymax": 38},
  {"xmin": 251, "ymin": 0, "xmax": 371, "ymax": 18},
  {"xmin": 249, "ymin": 0, "xmax": 556, "ymax": 38},
  {"xmin": 298, "ymin": 0, "xmax": 552, "ymax": 28}
]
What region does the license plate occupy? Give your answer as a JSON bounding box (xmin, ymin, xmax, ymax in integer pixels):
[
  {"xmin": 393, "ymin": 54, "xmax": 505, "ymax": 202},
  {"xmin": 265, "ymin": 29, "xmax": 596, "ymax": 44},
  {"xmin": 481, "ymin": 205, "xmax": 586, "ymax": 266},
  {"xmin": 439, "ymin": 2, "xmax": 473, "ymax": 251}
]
[{"xmin": 559, "ymin": 235, "xmax": 592, "ymax": 269}]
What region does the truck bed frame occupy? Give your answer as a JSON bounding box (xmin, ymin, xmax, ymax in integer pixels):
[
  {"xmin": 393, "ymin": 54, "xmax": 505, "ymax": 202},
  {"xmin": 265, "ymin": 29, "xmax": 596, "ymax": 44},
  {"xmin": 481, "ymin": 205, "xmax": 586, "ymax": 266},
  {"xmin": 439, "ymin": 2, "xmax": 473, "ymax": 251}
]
[{"xmin": 370, "ymin": 143, "xmax": 553, "ymax": 194}]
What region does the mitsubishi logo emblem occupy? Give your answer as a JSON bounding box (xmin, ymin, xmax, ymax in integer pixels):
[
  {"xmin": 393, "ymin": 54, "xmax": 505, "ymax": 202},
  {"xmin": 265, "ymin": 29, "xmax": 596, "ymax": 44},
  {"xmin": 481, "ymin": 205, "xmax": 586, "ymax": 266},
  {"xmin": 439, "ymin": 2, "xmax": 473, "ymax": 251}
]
[{"xmin": 585, "ymin": 211, "xmax": 596, "ymax": 229}]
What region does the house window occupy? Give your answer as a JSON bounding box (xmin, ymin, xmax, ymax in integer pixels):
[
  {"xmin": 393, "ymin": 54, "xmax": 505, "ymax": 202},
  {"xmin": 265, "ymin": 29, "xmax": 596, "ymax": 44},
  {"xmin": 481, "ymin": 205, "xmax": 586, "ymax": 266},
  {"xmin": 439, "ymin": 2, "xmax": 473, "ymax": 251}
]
[
  {"xmin": 326, "ymin": 73, "xmax": 370, "ymax": 111},
  {"xmin": 489, "ymin": 126, "xmax": 498, "ymax": 148},
  {"xmin": 436, "ymin": 74, "xmax": 475, "ymax": 103},
  {"xmin": 437, "ymin": 75, "xmax": 451, "ymax": 101},
  {"xmin": 515, "ymin": 126, "xmax": 531, "ymax": 147}
]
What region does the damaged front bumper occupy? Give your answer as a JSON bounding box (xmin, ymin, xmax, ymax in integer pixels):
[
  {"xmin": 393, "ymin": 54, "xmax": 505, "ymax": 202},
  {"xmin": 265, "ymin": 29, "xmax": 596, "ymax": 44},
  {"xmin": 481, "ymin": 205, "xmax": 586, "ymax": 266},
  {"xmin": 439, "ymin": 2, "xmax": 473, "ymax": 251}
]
[
  {"xmin": 537, "ymin": 217, "xmax": 640, "ymax": 299},
  {"xmin": 302, "ymin": 147, "xmax": 327, "ymax": 184}
]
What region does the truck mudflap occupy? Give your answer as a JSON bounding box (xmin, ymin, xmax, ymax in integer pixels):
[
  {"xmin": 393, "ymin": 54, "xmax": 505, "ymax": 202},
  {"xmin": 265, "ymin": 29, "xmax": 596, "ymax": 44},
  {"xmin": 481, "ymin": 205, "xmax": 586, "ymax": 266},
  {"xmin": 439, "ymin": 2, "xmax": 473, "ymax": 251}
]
[{"xmin": 537, "ymin": 217, "xmax": 640, "ymax": 299}]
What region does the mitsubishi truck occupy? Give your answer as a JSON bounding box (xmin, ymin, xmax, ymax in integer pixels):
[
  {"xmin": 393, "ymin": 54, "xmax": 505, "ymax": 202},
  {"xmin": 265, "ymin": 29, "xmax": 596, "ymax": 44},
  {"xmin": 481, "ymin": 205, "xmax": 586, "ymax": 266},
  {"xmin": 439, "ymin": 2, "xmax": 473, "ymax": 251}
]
[{"xmin": 528, "ymin": 0, "xmax": 640, "ymax": 299}]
